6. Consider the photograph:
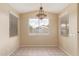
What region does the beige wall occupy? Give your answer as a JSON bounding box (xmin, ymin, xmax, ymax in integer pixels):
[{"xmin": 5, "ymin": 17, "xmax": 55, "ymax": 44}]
[
  {"xmin": 0, "ymin": 4, "xmax": 19, "ymax": 55},
  {"xmin": 77, "ymin": 4, "xmax": 79, "ymax": 56},
  {"xmin": 59, "ymin": 4, "xmax": 78, "ymax": 56},
  {"xmin": 20, "ymin": 11, "xmax": 58, "ymax": 47}
]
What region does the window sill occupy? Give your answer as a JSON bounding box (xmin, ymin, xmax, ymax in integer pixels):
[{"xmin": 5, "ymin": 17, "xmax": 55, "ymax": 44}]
[{"xmin": 29, "ymin": 33, "xmax": 49, "ymax": 35}]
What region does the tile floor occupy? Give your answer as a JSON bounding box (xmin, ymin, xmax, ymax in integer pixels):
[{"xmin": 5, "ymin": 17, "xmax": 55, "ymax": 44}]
[{"xmin": 11, "ymin": 47, "xmax": 67, "ymax": 56}]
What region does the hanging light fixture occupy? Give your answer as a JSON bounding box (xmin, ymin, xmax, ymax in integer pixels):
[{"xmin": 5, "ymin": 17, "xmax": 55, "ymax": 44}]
[{"xmin": 36, "ymin": 3, "xmax": 47, "ymax": 19}]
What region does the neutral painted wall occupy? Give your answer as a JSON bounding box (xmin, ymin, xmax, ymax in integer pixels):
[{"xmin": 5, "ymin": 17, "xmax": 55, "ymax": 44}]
[
  {"xmin": 59, "ymin": 4, "xmax": 78, "ymax": 56},
  {"xmin": 77, "ymin": 4, "xmax": 79, "ymax": 56},
  {"xmin": 0, "ymin": 4, "xmax": 19, "ymax": 55},
  {"xmin": 20, "ymin": 11, "xmax": 58, "ymax": 47}
]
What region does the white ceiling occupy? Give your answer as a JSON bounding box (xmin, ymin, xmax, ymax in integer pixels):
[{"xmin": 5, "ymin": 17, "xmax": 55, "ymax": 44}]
[{"xmin": 9, "ymin": 3, "xmax": 70, "ymax": 13}]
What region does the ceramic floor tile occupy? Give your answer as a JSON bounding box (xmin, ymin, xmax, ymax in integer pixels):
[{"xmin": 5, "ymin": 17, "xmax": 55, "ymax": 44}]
[{"xmin": 11, "ymin": 47, "xmax": 67, "ymax": 56}]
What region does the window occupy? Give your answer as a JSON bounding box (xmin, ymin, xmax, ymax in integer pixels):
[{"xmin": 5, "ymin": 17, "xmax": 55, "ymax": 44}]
[{"xmin": 29, "ymin": 18, "xmax": 49, "ymax": 35}]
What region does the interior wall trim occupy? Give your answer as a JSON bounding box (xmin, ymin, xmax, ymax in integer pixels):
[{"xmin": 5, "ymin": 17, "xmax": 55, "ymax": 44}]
[
  {"xmin": 20, "ymin": 45, "xmax": 57, "ymax": 47},
  {"xmin": 9, "ymin": 11, "xmax": 19, "ymax": 18}
]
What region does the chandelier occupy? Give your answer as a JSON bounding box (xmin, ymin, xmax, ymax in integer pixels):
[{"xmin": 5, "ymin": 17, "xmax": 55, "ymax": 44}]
[{"xmin": 36, "ymin": 4, "xmax": 47, "ymax": 19}]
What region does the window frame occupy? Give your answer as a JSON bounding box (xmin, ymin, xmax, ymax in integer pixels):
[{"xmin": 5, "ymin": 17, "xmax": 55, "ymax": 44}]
[{"xmin": 28, "ymin": 17, "xmax": 50, "ymax": 35}]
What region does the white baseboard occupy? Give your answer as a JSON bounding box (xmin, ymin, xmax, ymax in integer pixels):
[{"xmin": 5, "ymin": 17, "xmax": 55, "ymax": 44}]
[
  {"xmin": 20, "ymin": 45, "xmax": 57, "ymax": 47},
  {"xmin": 59, "ymin": 47, "xmax": 71, "ymax": 56}
]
